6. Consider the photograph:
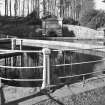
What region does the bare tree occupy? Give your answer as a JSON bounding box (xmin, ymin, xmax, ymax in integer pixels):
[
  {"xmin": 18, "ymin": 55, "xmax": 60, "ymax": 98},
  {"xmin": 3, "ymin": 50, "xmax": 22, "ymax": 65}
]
[
  {"xmin": 37, "ymin": 0, "xmax": 40, "ymax": 17},
  {"xmin": 27, "ymin": 0, "xmax": 30, "ymax": 15},
  {"xmin": 5, "ymin": 0, "xmax": 8, "ymax": 16},
  {"xmin": 14, "ymin": 0, "xmax": 18, "ymax": 16},
  {"xmin": 33, "ymin": 0, "xmax": 35, "ymax": 10},
  {"xmin": 9, "ymin": 0, "xmax": 12, "ymax": 16},
  {"xmin": 22, "ymin": 0, "xmax": 25, "ymax": 16},
  {"xmin": 43, "ymin": 0, "xmax": 46, "ymax": 16},
  {"xmin": 31, "ymin": 0, "xmax": 33, "ymax": 12},
  {"xmin": 18, "ymin": 0, "xmax": 21, "ymax": 16}
]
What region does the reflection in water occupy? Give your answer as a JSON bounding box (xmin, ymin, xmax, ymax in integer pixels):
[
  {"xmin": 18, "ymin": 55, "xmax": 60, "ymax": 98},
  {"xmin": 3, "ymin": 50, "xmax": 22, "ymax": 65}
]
[
  {"xmin": 1, "ymin": 51, "xmax": 104, "ymax": 87},
  {"xmin": 50, "ymin": 51, "xmax": 103, "ymax": 84}
]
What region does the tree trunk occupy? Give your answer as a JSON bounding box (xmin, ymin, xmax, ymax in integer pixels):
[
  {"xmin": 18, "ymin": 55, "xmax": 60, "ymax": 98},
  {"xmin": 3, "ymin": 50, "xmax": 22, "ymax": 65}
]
[
  {"xmin": 9, "ymin": 0, "xmax": 12, "ymax": 16},
  {"xmin": 27, "ymin": 0, "xmax": 30, "ymax": 15},
  {"xmin": 22, "ymin": 0, "xmax": 25, "ymax": 17}
]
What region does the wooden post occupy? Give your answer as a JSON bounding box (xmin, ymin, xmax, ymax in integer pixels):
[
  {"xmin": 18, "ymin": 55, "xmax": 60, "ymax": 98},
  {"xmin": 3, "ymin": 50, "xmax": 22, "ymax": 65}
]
[{"xmin": 41, "ymin": 48, "xmax": 51, "ymax": 89}]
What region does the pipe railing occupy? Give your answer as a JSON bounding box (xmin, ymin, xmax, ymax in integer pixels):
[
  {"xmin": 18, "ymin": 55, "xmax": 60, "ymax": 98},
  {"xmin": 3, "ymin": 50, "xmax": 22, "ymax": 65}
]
[
  {"xmin": 0, "ymin": 38, "xmax": 105, "ymax": 104},
  {"xmin": 0, "ymin": 38, "xmax": 105, "ymax": 88},
  {"xmin": 0, "ymin": 48, "xmax": 50, "ymax": 104}
]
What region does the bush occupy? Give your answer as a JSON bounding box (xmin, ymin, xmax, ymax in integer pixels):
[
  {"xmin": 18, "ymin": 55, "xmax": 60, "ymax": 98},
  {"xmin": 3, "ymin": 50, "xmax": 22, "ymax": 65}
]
[
  {"xmin": 47, "ymin": 31, "xmax": 57, "ymax": 37},
  {"xmin": 62, "ymin": 27, "xmax": 75, "ymax": 37}
]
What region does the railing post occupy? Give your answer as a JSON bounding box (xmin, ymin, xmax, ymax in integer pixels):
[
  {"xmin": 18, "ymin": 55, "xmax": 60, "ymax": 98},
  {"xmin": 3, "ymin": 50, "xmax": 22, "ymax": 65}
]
[
  {"xmin": 83, "ymin": 75, "xmax": 85, "ymax": 87},
  {"xmin": 11, "ymin": 38, "xmax": 16, "ymax": 50},
  {"xmin": 41, "ymin": 48, "xmax": 51, "ymax": 89},
  {"xmin": 19, "ymin": 40, "xmax": 23, "ymax": 67},
  {"xmin": 11, "ymin": 38, "xmax": 16, "ymax": 66},
  {"xmin": 19, "ymin": 39, "xmax": 23, "ymax": 50}
]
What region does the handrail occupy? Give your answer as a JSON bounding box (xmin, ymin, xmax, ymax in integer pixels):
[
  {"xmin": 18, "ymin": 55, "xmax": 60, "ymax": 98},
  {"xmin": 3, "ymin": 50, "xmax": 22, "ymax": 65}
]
[
  {"xmin": 53, "ymin": 58, "xmax": 105, "ymax": 67},
  {"xmin": 1, "ymin": 37, "xmax": 105, "ymax": 41},
  {"xmin": 0, "ymin": 65, "xmax": 43, "ymax": 69},
  {"xmin": 0, "ymin": 58, "xmax": 104, "ymax": 83},
  {"xmin": 0, "ymin": 49, "xmax": 42, "ymax": 53},
  {"xmin": 59, "ymin": 69, "xmax": 105, "ymax": 79},
  {"xmin": 0, "ymin": 77, "xmax": 43, "ymax": 82},
  {"xmin": 45, "ymin": 37, "xmax": 105, "ymax": 40},
  {"xmin": 52, "ymin": 47, "xmax": 105, "ymax": 52}
]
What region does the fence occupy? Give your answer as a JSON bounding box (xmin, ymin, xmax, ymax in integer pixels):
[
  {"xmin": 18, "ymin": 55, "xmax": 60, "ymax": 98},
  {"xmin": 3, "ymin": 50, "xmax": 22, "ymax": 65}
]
[{"xmin": 0, "ymin": 38, "xmax": 105, "ymax": 104}]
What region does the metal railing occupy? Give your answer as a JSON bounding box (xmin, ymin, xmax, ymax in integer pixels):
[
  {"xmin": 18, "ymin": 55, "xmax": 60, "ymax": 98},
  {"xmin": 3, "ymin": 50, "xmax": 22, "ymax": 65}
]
[{"xmin": 0, "ymin": 38, "xmax": 105, "ymax": 104}]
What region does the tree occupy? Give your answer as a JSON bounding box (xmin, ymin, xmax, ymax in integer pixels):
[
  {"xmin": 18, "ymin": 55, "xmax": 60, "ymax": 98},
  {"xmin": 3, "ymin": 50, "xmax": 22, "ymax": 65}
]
[
  {"xmin": 9, "ymin": 0, "xmax": 12, "ymax": 16},
  {"xmin": 78, "ymin": 0, "xmax": 105, "ymax": 29},
  {"xmin": 5, "ymin": 0, "xmax": 8, "ymax": 16},
  {"xmin": 79, "ymin": 9, "xmax": 98, "ymax": 26},
  {"xmin": 60, "ymin": 0, "xmax": 82, "ymax": 20},
  {"xmin": 87, "ymin": 11, "xmax": 105, "ymax": 29},
  {"xmin": 22, "ymin": 0, "xmax": 25, "ymax": 17},
  {"xmin": 14, "ymin": 0, "xmax": 18, "ymax": 16},
  {"xmin": 79, "ymin": 10, "xmax": 105, "ymax": 29},
  {"xmin": 18, "ymin": 0, "xmax": 21, "ymax": 16},
  {"xmin": 102, "ymin": 0, "xmax": 105, "ymax": 2},
  {"xmin": 80, "ymin": 0, "xmax": 94, "ymax": 17},
  {"xmin": 27, "ymin": 0, "xmax": 30, "ymax": 15}
]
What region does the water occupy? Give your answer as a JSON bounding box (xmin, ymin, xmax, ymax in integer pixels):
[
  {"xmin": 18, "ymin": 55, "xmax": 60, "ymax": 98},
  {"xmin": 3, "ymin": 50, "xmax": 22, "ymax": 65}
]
[{"xmin": 1, "ymin": 50, "xmax": 104, "ymax": 87}]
